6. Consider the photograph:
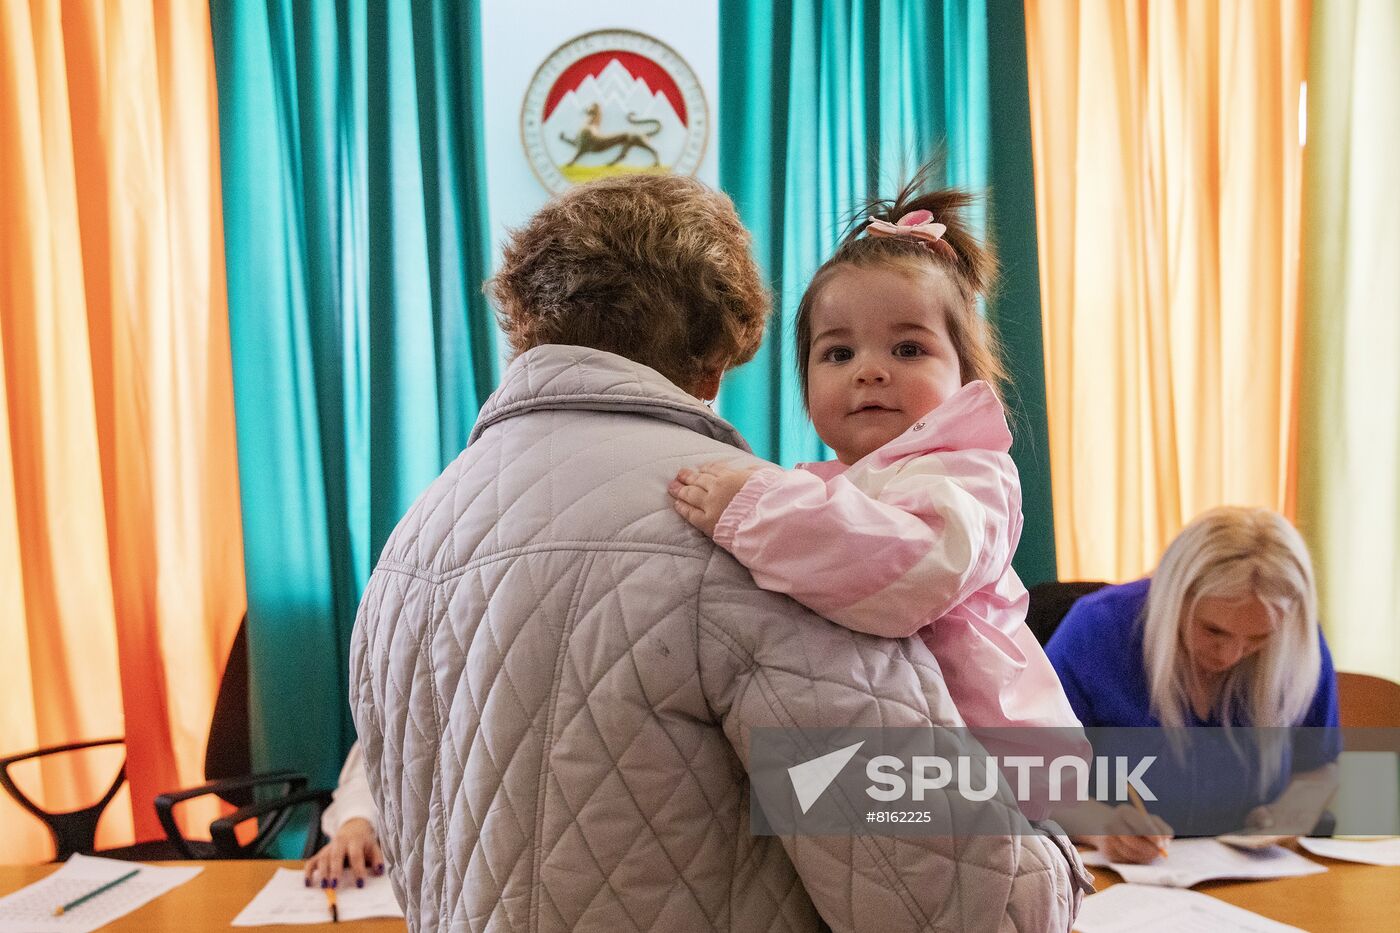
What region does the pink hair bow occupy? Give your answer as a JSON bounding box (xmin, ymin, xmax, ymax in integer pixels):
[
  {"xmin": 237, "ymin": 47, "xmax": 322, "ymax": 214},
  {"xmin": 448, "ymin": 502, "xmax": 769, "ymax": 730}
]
[{"xmin": 865, "ymin": 209, "xmax": 957, "ymax": 258}]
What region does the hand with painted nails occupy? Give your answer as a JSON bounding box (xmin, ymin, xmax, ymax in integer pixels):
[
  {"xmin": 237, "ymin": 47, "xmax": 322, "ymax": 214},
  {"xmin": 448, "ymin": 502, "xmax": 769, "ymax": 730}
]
[
  {"xmin": 668, "ymin": 461, "xmax": 764, "ymax": 538},
  {"xmin": 303, "ymin": 817, "xmax": 385, "ymax": 888}
]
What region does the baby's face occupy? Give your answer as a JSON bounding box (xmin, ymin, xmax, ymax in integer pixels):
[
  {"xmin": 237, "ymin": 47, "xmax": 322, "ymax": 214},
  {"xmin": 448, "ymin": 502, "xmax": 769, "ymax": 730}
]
[{"xmin": 806, "ymin": 264, "xmax": 963, "ymax": 465}]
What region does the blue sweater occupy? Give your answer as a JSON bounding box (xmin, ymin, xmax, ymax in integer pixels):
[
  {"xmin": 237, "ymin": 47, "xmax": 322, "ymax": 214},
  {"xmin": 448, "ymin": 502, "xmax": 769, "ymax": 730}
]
[{"xmin": 1045, "ymin": 579, "xmax": 1340, "ymax": 833}]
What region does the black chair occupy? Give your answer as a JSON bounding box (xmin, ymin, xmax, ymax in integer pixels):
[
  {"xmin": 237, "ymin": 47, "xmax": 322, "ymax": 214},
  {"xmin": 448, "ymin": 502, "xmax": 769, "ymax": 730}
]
[
  {"xmin": 153, "ymin": 771, "xmax": 331, "ymax": 860},
  {"xmin": 0, "ymin": 738, "xmax": 166, "ymax": 860},
  {"xmin": 0, "ymin": 617, "xmax": 332, "ymax": 861},
  {"xmin": 1026, "ymin": 580, "xmax": 1109, "ymax": 646},
  {"xmin": 155, "ymin": 617, "xmax": 332, "ymax": 859}
]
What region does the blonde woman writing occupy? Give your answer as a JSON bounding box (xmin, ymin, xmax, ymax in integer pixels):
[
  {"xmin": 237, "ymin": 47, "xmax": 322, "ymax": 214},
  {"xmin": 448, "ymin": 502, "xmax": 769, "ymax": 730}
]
[{"xmin": 1046, "ymin": 507, "xmax": 1340, "ymax": 863}]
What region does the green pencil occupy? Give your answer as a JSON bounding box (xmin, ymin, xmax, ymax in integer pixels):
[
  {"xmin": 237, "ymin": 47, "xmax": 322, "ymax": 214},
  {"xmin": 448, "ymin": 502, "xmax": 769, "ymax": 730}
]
[{"xmin": 52, "ymin": 867, "xmax": 140, "ymax": 916}]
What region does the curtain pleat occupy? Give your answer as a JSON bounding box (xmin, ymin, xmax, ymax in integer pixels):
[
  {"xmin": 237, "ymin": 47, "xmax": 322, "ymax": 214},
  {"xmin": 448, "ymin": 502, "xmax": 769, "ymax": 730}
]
[
  {"xmin": 0, "ymin": 0, "xmax": 245, "ymax": 862},
  {"xmin": 210, "ymin": 0, "xmax": 497, "ymax": 797},
  {"xmin": 1025, "ymin": 0, "xmax": 1308, "ymax": 581},
  {"xmin": 1297, "ymin": 0, "xmax": 1400, "ymax": 681}
]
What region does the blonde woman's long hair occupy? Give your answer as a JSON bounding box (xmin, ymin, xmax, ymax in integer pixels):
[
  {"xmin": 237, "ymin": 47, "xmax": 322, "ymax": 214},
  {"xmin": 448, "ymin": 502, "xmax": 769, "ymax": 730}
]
[{"xmin": 1142, "ymin": 507, "xmax": 1322, "ymax": 787}]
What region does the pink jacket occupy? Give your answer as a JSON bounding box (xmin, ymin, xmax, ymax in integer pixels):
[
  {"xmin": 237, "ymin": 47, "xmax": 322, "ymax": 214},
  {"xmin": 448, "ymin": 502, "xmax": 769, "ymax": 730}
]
[{"xmin": 713, "ymin": 380, "xmax": 1080, "ymax": 735}]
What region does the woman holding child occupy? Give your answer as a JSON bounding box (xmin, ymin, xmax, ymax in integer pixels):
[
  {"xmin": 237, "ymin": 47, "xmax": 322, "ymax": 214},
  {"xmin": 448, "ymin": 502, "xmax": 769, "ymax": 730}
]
[{"xmin": 350, "ymin": 171, "xmax": 1088, "ymax": 932}]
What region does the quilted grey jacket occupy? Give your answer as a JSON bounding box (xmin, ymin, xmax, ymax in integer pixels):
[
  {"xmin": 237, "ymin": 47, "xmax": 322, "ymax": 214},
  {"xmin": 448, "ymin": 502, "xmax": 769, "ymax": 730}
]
[{"xmin": 350, "ymin": 345, "xmax": 1087, "ymax": 933}]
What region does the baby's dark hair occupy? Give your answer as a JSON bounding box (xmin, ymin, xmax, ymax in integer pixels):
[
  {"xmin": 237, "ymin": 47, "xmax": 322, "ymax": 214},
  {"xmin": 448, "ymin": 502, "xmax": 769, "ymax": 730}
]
[{"xmin": 794, "ymin": 164, "xmax": 1007, "ymax": 406}]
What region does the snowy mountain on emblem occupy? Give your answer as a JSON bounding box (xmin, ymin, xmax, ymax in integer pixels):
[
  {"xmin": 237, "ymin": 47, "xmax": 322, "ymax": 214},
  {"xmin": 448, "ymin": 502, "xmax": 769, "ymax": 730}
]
[{"xmin": 543, "ymin": 59, "xmax": 687, "ymax": 172}]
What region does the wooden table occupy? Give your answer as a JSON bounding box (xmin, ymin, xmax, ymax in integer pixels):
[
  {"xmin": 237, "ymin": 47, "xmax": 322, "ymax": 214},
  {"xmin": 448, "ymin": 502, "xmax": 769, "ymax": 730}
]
[
  {"xmin": 3, "ymin": 852, "xmax": 1395, "ymax": 932},
  {"xmin": 0, "ymin": 860, "xmax": 408, "ymax": 932},
  {"xmin": 1085, "ymin": 845, "xmax": 1400, "ymax": 931}
]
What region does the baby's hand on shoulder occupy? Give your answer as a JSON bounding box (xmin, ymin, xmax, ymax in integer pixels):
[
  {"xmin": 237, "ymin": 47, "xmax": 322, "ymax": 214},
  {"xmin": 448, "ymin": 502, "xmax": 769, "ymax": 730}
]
[{"xmin": 668, "ymin": 460, "xmax": 763, "ymax": 538}]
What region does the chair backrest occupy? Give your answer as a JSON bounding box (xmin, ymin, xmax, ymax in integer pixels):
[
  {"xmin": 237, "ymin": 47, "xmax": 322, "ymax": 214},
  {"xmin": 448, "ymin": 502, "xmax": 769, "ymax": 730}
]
[
  {"xmin": 1026, "ymin": 580, "xmax": 1109, "ymax": 646},
  {"xmin": 204, "ymin": 616, "xmax": 253, "ymax": 806},
  {"xmin": 0, "ymin": 739, "xmax": 126, "ymax": 861},
  {"xmin": 1337, "ymin": 671, "xmax": 1400, "ymax": 728},
  {"xmin": 0, "ymin": 616, "xmax": 298, "ymax": 860},
  {"xmin": 207, "ymin": 785, "xmax": 334, "ymax": 859}
]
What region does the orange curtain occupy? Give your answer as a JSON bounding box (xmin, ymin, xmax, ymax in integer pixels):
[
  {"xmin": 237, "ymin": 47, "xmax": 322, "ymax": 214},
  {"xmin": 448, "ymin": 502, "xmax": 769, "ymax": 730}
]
[
  {"xmin": 1024, "ymin": 0, "xmax": 1309, "ymax": 581},
  {"xmin": 0, "ymin": 0, "xmax": 245, "ymax": 863}
]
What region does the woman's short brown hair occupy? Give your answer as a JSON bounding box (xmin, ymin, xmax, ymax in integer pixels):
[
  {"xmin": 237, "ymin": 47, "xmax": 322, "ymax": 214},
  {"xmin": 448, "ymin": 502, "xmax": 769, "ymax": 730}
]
[{"xmin": 489, "ymin": 174, "xmax": 769, "ymax": 392}]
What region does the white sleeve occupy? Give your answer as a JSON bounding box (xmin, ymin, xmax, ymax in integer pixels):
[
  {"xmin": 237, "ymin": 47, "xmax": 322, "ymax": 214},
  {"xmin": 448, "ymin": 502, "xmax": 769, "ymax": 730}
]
[{"xmin": 320, "ymin": 740, "xmax": 379, "ymax": 838}]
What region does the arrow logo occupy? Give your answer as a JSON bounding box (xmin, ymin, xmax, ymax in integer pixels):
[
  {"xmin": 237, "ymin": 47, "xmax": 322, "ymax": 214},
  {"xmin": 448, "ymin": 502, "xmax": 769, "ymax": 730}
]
[{"xmin": 788, "ymin": 741, "xmax": 864, "ymax": 814}]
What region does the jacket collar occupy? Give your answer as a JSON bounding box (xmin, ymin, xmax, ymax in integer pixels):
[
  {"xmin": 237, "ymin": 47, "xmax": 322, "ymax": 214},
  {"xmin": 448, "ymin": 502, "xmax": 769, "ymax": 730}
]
[
  {"xmin": 885, "ymin": 379, "xmax": 1012, "ymax": 457},
  {"xmin": 469, "ymin": 344, "xmax": 751, "ymax": 452}
]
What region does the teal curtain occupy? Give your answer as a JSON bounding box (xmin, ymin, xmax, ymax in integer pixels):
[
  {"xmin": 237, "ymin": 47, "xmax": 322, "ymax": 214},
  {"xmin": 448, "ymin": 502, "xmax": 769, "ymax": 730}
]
[
  {"xmin": 985, "ymin": 0, "xmax": 1055, "ymax": 585},
  {"xmin": 718, "ymin": 0, "xmax": 1056, "ymax": 582},
  {"xmin": 210, "ymin": 0, "xmax": 497, "ymax": 792}
]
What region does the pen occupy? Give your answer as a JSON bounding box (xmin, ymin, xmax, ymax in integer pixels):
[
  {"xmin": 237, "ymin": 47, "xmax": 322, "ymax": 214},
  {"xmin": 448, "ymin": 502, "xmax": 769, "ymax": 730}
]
[
  {"xmin": 53, "ymin": 867, "xmax": 141, "ymax": 916},
  {"xmin": 1126, "ymin": 783, "xmax": 1169, "ymax": 860},
  {"xmin": 324, "ymin": 885, "xmax": 339, "ymax": 923}
]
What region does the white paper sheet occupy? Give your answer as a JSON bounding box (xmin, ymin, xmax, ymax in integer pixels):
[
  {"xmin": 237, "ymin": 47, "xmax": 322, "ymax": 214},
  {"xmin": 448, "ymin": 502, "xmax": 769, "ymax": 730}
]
[
  {"xmin": 1298, "ymin": 836, "xmax": 1400, "ymax": 866},
  {"xmin": 1074, "ymin": 883, "xmax": 1306, "ymax": 932},
  {"xmin": 0, "ymin": 854, "xmax": 202, "ymax": 933},
  {"xmin": 1076, "ymin": 848, "xmax": 1110, "ymax": 867},
  {"xmin": 1096, "ymin": 838, "xmax": 1326, "ymax": 888},
  {"xmin": 232, "ymin": 868, "xmax": 403, "ymax": 926},
  {"xmin": 1216, "ymin": 834, "xmax": 1297, "ymax": 851}
]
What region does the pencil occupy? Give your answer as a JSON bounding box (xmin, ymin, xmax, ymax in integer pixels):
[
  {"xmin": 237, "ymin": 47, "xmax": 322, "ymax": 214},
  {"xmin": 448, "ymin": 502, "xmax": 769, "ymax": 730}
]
[
  {"xmin": 1126, "ymin": 783, "xmax": 1169, "ymax": 859},
  {"xmin": 52, "ymin": 867, "xmax": 140, "ymax": 916},
  {"xmin": 324, "ymin": 886, "xmax": 339, "ymax": 923}
]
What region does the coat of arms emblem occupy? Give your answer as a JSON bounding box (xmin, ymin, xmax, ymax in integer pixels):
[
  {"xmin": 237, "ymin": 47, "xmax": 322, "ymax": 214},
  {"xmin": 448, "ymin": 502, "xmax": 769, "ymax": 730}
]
[{"xmin": 521, "ymin": 30, "xmax": 709, "ymax": 194}]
